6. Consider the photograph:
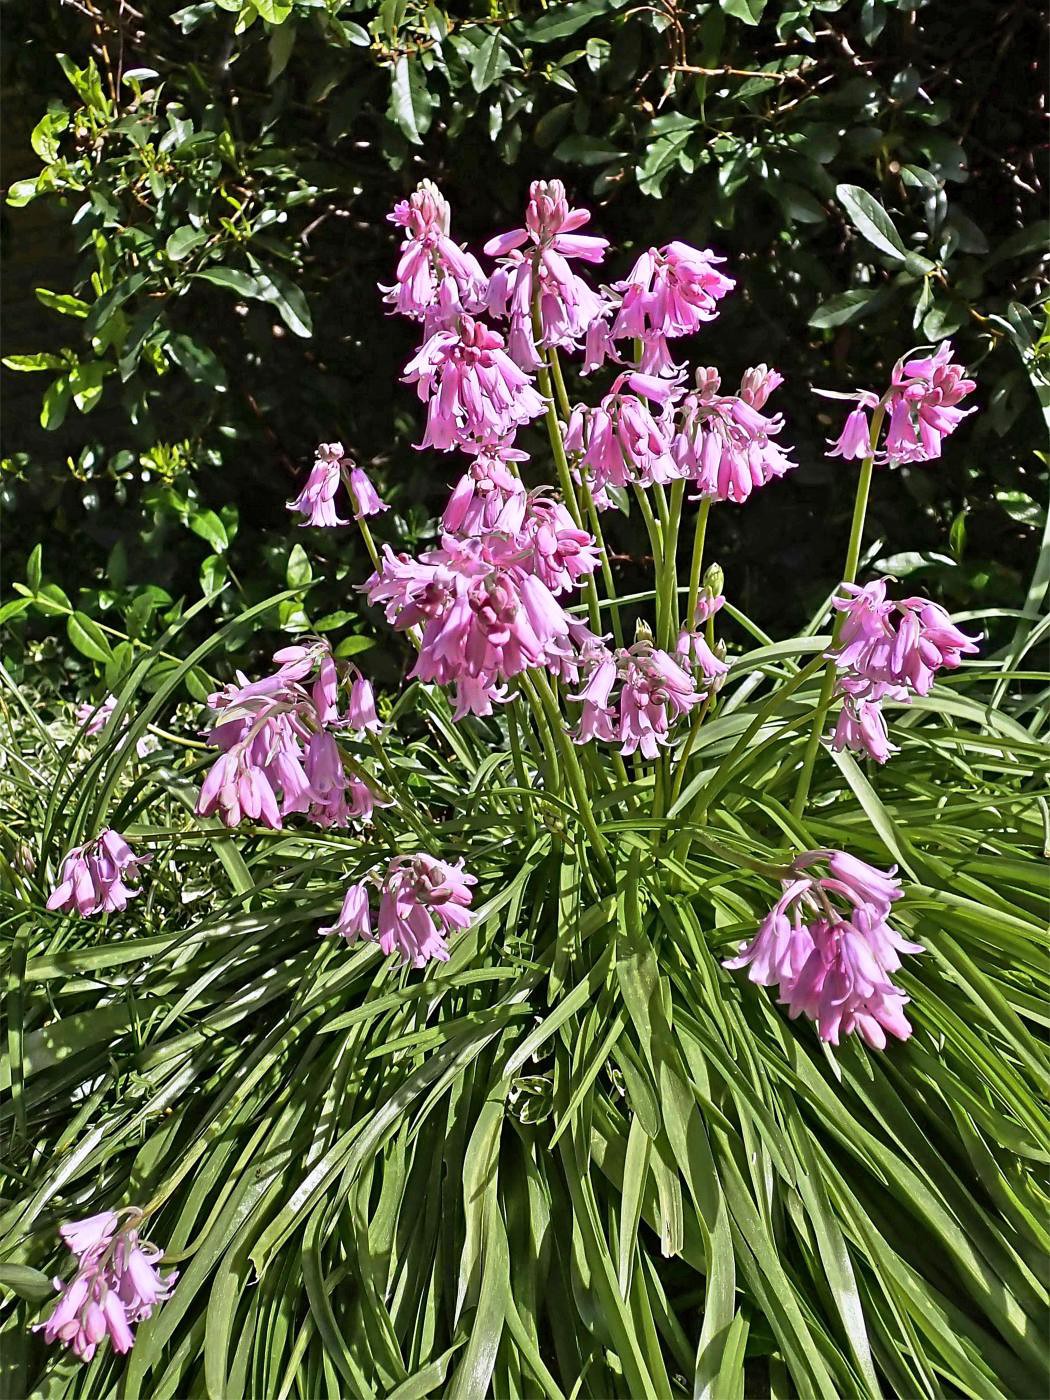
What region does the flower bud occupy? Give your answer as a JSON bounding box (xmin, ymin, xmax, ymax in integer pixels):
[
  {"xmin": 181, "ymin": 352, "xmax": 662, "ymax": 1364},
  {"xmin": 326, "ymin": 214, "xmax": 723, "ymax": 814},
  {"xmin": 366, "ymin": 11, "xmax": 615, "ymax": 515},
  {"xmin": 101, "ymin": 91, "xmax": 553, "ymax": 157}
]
[{"xmin": 703, "ymin": 562, "xmax": 724, "ymax": 598}]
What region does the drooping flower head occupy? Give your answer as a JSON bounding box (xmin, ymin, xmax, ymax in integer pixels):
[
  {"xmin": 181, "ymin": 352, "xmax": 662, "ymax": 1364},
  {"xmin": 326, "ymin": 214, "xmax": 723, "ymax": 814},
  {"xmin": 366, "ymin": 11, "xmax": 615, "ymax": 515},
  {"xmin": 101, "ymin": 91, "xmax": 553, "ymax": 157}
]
[
  {"xmin": 610, "ymin": 242, "xmax": 735, "ymax": 374},
  {"xmin": 825, "ymin": 343, "xmax": 976, "ymax": 466},
  {"xmin": 403, "ymin": 315, "xmax": 547, "ymax": 451},
  {"xmin": 829, "ymin": 683, "xmax": 900, "ymax": 765},
  {"xmin": 724, "ymin": 849, "xmax": 920, "ymax": 1049},
  {"xmin": 564, "ymin": 372, "xmax": 681, "ymax": 495},
  {"xmin": 47, "ymin": 829, "xmax": 150, "ymax": 918},
  {"xmin": 196, "ymin": 640, "xmax": 385, "ymax": 830},
  {"xmin": 288, "ymin": 443, "xmax": 386, "ymax": 526},
  {"xmin": 363, "ymin": 533, "xmax": 582, "ymax": 717},
  {"xmin": 885, "ymin": 342, "xmax": 976, "ymax": 464},
  {"xmin": 671, "ymin": 366, "xmax": 795, "ymax": 503},
  {"xmin": 830, "ymin": 580, "xmax": 980, "ymax": 699},
  {"xmin": 382, "ymin": 180, "xmax": 487, "ymax": 322},
  {"xmin": 322, "ymin": 856, "xmax": 476, "ymax": 968},
  {"xmin": 442, "ymin": 448, "xmax": 528, "ymax": 537},
  {"xmin": 483, "ymin": 179, "xmax": 609, "ymax": 366},
  {"xmin": 570, "ymin": 638, "xmax": 704, "ymax": 758},
  {"xmin": 35, "ymin": 1208, "xmax": 176, "ymax": 1363},
  {"xmin": 512, "ymin": 490, "xmax": 602, "ymax": 596}
]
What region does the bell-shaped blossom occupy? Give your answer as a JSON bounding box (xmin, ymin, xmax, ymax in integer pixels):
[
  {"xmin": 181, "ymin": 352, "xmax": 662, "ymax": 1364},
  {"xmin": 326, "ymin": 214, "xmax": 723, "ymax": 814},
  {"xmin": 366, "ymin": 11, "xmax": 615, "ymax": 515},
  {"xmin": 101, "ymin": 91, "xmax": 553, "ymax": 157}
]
[
  {"xmin": 36, "ymin": 1209, "xmax": 175, "ymax": 1363},
  {"xmin": 347, "ymin": 464, "xmax": 387, "ymax": 519},
  {"xmin": 676, "ymin": 626, "xmax": 729, "ymax": 681},
  {"xmin": 288, "ymin": 442, "xmax": 350, "ymax": 528},
  {"xmin": 610, "ymin": 242, "xmax": 734, "ymax": 373},
  {"xmin": 724, "ymin": 850, "xmax": 919, "ymax": 1049},
  {"xmin": 363, "ymin": 534, "xmax": 579, "ymax": 717},
  {"xmin": 76, "ymin": 694, "xmax": 119, "ymax": 736},
  {"xmin": 376, "ymin": 854, "xmax": 477, "ymax": 966},
  {"xmin": 323, "ymin": 856, "xmax": 477, "ymax": 968},
  {"xmin": 346, "ymin": 669, "xmax": 382, "ymax": 732},
  {"xmin": 196, "ymin": 641, "xmax": 383, "ymax": 830},
  {"xmin": 483, "ymin": 180, "xmax": 608, "ymax": 366},
  {"xmin": 830, "ymin": 580, "xmax": 979, "ymax": 698},
  {"xmin": 403, "ymin": 315, "xmax": 547, "ymax": 451},
  {"xmin": 671, "ymin": 366, "xmax": 795, "ymax": 503},
  {"xmin": 513, "ymin": 491, "xmax": 601, "ymax": 595},
  {"xmin": 826, "ymin": 393, "xmax": 880, "ymax": 461},
  {"xmin": 825, "ymin": 344, "xmax": 976, "ymax": 466},
  {"xmin": 442, "ymin": 449, "xmax": 527, "ymax": 536},
  {"xmin": 381, "ymin": 180, "xmax": 487, "ymax": 321},
  {"xmin": 47, "ymin": 829, "xmax": 150, "ymax": 918},
  {"xmin": 570, "ymin": 640, "xmax": 703, "ymax": 758},
  {"xmin": 830, "ymin": 690, "xmax": 898, "ymax": 765},
  {"xmin": 565, "ymin": 372, "xmax": 681, "ymax": 494},
  {"xmin": 320, "ymin": 879, "xmax": 372, "ymax": 943}
]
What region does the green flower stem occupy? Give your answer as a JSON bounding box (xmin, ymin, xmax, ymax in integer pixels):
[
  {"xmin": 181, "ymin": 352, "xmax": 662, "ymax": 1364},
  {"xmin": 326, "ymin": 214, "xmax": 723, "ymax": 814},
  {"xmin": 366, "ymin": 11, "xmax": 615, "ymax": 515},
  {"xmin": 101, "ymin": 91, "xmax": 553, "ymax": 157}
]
[
  {"xmin": 667, "ymin": 694, "xmax": 713, "ymax": 807},
  {"xmin": 530, "ymin": 309, "xmax": 604, "ymax": 642},
  {"xmin": 507, "ymin": 687, "xmax": 537, "ymax": 840},
  {"xmin": 677, "ymin": 655, "xmax": 827, "ymax": 855},
  {"xmin": 364, "ymin": 735, "xmax": 434, "ymax": 846},
  {"xmin": 352, "ymin": 509, "xmax": 382, "ymax": 574},
  {"xmin": 520, "ymin": 672, "xmax": 564, "ymax": 798},
  {"xmin": 583, "ymin": 491, "xmax": 625, "ymax": 649},
  {"xmin": 548, "ymin": 345, "xmax": 626, "ymax": 646},
  {"xmin": 547, "ymin": 343, "xmax": 574, "ymax": 422},
  {"xmin": 632, "ymin": 486, "xmax": 664, "ymax": 629},
  {"xmin": 531, "ymin": 301, "xmax": 586, "ymax": 529},
  {"xmin": 685, "ymin": 496, "xmax": 712, "ymax": 631},
  {"xmin": 790, "ymin": 406, "xmax": 885, "ymax": 820},
  {"xmin": 660, "ymin": 478, "xmax": 687, "ymax": 651},
  {"xmin": 530, "ymin": 669, "xmax": 612, "ymax": 876}
]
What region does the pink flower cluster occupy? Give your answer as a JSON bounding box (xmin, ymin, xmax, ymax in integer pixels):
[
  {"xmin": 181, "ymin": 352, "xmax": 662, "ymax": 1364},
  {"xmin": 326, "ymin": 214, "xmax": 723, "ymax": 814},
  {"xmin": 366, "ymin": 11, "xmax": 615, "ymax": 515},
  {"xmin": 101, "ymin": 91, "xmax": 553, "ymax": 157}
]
[
  {"xmin": 36, "ymin": 1210, "xmax": 175, "ymax": 1363},
  {"xmin": 672, "ymin": 365, "xmax": 795, "ymax": 503},
  {"xmin": 75, "ymin": 694, "xmax": 152, "ymax": 758},
  {"xmin": 47, "ymin": 829, "xmax": 150, "ymax": 918},
  {"xmin": 196, "ymin": 640, "xmax": 384, "ymax": 829},
  {"xmin": 828, "ymin": 579, "xmax": 980, "ymax": 763},
  {"xmin": 322, "ymin": 853, "xmax": 476, "ymax": 967},
  {"xmin": 725, "ymin": 849, "xmax": 921, "ymax": 1049},
  {"xmin": 565, "ymin": 373, "xmax": 679, "ymax": 494},
  {"xmin": 484, "ymin": 178, "xmax": 608, "ymax": 368},
  {"xmin": 363, "ymin": 533, "xmax": 590, "ymax": 718},
  {"xmin": 610, "ymin": 242, "xmax": 735, "ymax": 375},
  {"xmin": 381, "ymin": 180, "xmax": 486, "ymax": 325},
  {"xmin": 828, "ymin": 342, "xmax": 976, "ymax": 466},
  {"xmin": 570, "ymin": 640, "xmax": 704, "ymax": 757},
  {"xmin": 288, "ymin": 442, "xmax": 386, "ymax": 528}
]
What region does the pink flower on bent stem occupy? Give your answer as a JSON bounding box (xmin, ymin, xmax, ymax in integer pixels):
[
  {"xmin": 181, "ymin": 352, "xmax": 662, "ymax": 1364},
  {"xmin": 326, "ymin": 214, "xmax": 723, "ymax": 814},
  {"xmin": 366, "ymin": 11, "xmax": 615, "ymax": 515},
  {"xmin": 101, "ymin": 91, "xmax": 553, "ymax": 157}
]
[
  {"xmin": 322, "ymin": 855, "xmax": 476, "ymax": 968},
  {"xmin": 47, "ymin": 830, "xmax": 151, "ymax": 918},
  {"xmin": 610, "ymin": 242, "xmax": 735, "ymax": 375},
  {"xmin": 570, "ymin": 639, "xmax": 704, "ymax": 759},
  {"xmin": 441, "ymin": 448, "xmax": 528, "ymax": 537},
  {"xmin": 288, "ymin": 443, "xmax": 350, "ymax": 528},
  {"xmin": 830, "ymin": 580, "xmax": 980, "ymax": 698},
  {"xmin": 671, "ymin": 365, "xmax": 795, "ymax": 504},
  {"xmin": 824, "ymin": 342, "xmax": 976, "ymax": 466},
  {"xmin": 36, "ymin": 1208, "xmax": 176, "ymax": 1363},
  {"xmin": 564, "ymin": 372, "xmax": 681, "ymax": 494},
  {"xmin": 362, "ymin": 533, "xmax": 587, "ymax": 718},
  {"xmin": 196, "ymin": 640, "xmax": 385, "ymax": 830},
  {"xmin": 403, "ymin": 315, "xmax": 547, "ymax": 452},
  {"xmin": 724, "ymin": 849, "xmax": 920, "ymax": 1050},
  {"xmin": 381, "ymin": 180, "xmax": 487, "ymax": 322}
]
